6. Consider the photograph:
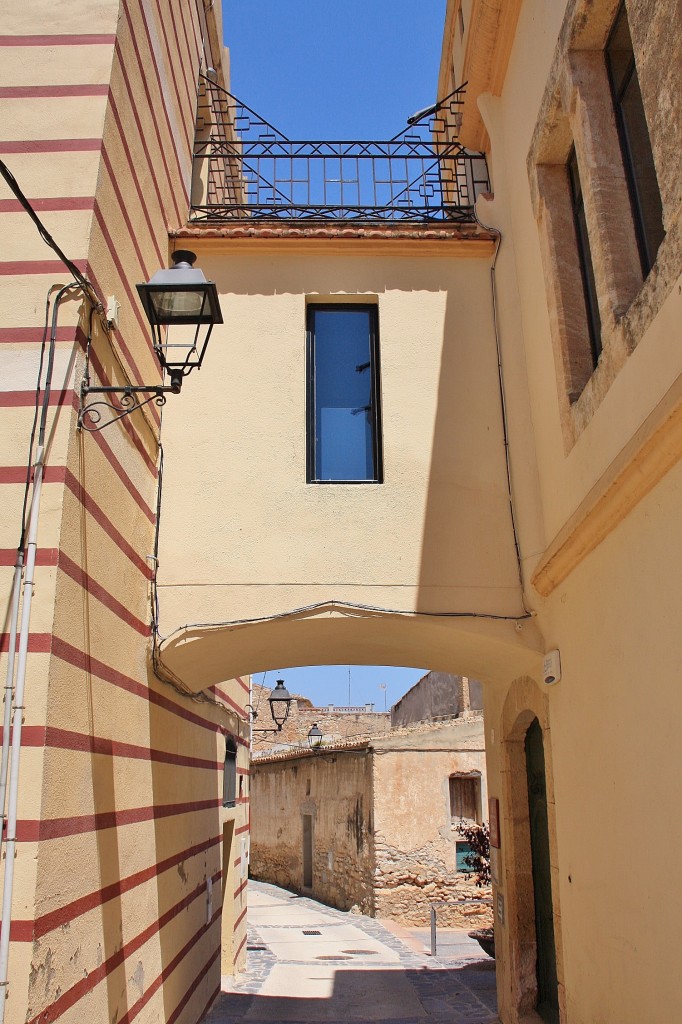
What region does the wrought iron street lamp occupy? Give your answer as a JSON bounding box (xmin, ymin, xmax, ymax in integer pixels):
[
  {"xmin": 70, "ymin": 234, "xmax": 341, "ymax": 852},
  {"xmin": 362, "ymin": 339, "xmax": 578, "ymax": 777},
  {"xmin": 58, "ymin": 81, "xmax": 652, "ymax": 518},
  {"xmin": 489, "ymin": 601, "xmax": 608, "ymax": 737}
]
[
  {"xmin": 79, "ymin": 250, "xmax": 223, "ymax": 431},
  {"xmin": 267, "ymin": 679, "xmax": 293, "ymax": 730},
  {"xmin": 250, "ymin": 679, "xmax": 294, "ymax": 735},
  {"xmin": 136, "ymin": 249, "xmax": 223, "ymax": 392}
]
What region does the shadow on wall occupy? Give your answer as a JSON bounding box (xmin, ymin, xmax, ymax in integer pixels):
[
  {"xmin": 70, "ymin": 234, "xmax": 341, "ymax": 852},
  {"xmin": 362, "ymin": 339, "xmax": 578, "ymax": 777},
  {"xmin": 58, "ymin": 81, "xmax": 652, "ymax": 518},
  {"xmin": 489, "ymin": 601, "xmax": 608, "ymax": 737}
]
[
  {"xmin": 148, "ymin": 666, "xmax": 226, "ymax": 1024},
  {"xmin": 416, "ymin": 265, "xmax": 524, "ymax": 619}
]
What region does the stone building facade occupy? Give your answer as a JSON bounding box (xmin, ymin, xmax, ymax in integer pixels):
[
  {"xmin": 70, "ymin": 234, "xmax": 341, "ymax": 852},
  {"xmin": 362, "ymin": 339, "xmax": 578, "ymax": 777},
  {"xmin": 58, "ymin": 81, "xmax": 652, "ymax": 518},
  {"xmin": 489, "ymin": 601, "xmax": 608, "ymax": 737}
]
[
  {"xmin": 391, "ymin": 671, "xmax": 484, "ymax": 728},
  {"xmin": 251, "ymin": 707, "xmax": 491, "ymax": 928}
]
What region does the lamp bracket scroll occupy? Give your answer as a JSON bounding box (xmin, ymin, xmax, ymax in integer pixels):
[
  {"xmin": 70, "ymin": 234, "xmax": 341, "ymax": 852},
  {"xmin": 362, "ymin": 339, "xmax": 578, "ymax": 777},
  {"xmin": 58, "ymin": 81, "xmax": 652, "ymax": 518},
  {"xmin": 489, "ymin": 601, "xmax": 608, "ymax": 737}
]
[{"xmin": 78, "ymin": 379, "xmax": 176, "ymax": 433}]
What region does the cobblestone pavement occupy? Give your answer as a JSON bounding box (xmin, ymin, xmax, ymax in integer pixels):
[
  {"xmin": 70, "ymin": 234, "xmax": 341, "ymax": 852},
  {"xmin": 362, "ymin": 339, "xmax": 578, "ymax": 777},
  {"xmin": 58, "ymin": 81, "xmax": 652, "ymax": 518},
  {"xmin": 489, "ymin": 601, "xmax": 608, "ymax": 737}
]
[{"xmin": 204, "ymin": 881, "xmax": 498, "ymax": 1024}]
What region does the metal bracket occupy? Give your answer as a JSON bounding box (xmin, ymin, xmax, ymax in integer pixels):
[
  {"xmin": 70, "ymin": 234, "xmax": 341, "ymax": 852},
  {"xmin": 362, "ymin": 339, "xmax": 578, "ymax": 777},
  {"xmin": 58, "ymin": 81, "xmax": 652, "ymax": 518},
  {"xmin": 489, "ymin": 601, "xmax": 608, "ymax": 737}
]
[{"xmin": 78, "ymin": 380, "xmax": 177, "ymax": 432}]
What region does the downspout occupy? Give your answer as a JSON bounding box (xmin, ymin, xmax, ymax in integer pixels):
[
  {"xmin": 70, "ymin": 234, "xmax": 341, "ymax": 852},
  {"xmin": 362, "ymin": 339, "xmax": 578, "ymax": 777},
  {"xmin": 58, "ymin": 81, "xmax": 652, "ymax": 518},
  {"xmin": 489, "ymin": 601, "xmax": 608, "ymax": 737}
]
[{"xmin": 0, "ymin": 285, "xmax": 74, "ymax": 1021}]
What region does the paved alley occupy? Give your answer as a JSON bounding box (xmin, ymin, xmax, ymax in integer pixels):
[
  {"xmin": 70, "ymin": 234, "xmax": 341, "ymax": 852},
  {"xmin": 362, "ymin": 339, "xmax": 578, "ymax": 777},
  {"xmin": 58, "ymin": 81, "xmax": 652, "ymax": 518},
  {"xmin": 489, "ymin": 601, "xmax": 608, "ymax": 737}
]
[{"xmin": 205, "ymin": 881, "xmax": 498, "ymax": 1024}]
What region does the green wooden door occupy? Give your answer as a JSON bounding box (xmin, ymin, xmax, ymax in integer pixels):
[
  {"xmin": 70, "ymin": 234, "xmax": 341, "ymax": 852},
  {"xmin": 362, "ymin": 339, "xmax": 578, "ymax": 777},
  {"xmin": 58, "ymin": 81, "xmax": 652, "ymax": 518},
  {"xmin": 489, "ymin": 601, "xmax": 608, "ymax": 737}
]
[{"xmin": 525, "ymin": 718, "xmax": 559, "ymax": 1024}]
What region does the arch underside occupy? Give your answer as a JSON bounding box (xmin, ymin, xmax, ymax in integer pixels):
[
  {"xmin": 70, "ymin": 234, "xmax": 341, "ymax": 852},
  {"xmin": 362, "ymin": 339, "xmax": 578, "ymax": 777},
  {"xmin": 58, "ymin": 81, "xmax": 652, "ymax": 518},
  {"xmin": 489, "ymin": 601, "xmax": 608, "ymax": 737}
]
[{"xmin": 158, "ymin": 603, "xmax": 544, "ymax": 691}]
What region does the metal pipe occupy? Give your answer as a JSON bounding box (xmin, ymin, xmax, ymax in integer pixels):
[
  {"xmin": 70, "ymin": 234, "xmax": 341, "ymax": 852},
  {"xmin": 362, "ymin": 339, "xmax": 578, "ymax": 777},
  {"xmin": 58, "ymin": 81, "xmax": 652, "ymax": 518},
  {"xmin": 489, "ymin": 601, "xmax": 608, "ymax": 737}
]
[
  {"xmin": 0, "ymin": 449, "xmax": 45, "ymax": 1021},
  {"xmin": 0, "ymin": 285, "xmax": 72, "ymax": 1022},
  {"xmin": 430, "ymin": 903, "xmax": 437, "ymax": 957},
  {"xmin": 0, "ymin": 552, "xmax": 24, "ymax": 855}
]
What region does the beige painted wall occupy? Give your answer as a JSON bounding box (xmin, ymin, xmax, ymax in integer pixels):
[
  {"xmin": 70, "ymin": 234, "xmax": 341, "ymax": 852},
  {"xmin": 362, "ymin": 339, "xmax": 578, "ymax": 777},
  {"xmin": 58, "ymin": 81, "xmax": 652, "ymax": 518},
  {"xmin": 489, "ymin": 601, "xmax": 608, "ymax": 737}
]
[{"xmin": 440, "ymin": 1, "xmax": 682, "ymax": 1022}]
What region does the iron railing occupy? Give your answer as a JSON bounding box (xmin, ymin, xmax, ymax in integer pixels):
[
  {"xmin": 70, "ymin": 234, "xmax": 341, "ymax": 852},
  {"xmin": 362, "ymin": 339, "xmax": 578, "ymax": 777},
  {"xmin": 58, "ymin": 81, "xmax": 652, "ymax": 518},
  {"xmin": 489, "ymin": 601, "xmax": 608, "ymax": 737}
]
[{"xmin": 190, "ymin": 76, "xmax": 490, "ymax": 224}]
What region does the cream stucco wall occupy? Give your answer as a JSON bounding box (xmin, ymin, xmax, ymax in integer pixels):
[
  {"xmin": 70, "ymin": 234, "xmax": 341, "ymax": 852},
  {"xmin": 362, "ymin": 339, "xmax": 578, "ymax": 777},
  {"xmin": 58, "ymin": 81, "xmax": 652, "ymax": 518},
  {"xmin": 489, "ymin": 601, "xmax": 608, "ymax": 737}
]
[
  {"xmin": 157, "ymin": 243, "xmax": 545, "ymax": 687},
  {"xmin": 438, "ymin": 1, "xmax": 682, "ymax": 1022}
]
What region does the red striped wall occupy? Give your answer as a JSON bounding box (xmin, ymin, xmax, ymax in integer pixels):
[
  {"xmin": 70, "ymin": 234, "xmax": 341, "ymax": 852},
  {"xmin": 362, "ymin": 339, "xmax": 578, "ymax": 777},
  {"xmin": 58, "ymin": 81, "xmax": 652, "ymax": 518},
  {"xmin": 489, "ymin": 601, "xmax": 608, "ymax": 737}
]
[{"xmin": 0, "ymin": 4, "xmax": 247, "ymax": 1023}]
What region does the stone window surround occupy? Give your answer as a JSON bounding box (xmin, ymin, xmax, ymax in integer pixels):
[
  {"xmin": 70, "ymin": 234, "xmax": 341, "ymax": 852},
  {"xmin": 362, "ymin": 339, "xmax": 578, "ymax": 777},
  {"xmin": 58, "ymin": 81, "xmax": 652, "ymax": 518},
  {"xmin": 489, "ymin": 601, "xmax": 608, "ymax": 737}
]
[{"xmin": 526, "ymin": 0, "xmax": 674, "ymax": 452}]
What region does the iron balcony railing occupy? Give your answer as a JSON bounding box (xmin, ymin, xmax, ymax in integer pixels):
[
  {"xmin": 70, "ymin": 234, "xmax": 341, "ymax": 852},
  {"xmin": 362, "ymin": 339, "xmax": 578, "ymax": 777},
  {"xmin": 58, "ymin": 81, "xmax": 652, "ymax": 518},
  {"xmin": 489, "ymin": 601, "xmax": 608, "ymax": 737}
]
[{"xmin": 190, "ymin": 76, "xmax": 490, "ymax": 224}]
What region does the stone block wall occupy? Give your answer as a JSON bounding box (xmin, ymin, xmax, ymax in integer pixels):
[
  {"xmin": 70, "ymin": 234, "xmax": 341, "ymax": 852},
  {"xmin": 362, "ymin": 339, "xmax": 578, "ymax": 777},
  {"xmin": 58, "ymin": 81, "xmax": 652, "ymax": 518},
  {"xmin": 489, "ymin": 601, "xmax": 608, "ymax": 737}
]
[{"xmin": 391, "ymin": 672, "xmax": 483, "ymax": 729}]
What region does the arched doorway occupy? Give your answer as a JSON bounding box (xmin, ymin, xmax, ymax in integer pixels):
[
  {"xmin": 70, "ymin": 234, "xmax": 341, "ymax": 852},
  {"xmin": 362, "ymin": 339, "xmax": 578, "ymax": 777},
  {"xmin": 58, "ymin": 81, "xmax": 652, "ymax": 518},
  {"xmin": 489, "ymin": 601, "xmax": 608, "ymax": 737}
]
[
  {"xmin": 525, "ymin": 718, "xmax": 559, "ymax": 1024},
  {"xmin": 499, "ymin": 683, "xmax": 563, "ymax": 1024}
]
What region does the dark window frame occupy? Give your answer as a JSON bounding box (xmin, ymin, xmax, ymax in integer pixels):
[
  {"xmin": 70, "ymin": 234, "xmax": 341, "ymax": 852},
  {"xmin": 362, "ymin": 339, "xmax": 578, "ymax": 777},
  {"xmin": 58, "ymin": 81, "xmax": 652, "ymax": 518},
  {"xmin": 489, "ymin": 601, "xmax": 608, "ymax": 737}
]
[
  {"xmin": 566, "ymin": 146, "xmax": 602, "ymax": 368},
  {"xmin": 605, "ymin": 1, "xmax": 665, "ymax": 277},
  {"xmin": 306, "ymin": 303, "xmax": 383, "ymax": 484},
  {"xmin": 223, "ymin": 738, "xmax": 237, "ymax": 808}
]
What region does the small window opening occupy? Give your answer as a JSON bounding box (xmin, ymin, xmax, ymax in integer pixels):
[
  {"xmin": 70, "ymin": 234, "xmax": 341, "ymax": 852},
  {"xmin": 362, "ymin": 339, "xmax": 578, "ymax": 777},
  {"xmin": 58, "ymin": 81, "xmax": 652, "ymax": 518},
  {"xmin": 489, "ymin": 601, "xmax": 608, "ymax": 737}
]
[
  {"xmin": 458, "ymin": 4, "xmax": 465, "ymax": 39},
  {"xmin": 456, "ymin": 840, "xmax": 475, "ymax": 872}
]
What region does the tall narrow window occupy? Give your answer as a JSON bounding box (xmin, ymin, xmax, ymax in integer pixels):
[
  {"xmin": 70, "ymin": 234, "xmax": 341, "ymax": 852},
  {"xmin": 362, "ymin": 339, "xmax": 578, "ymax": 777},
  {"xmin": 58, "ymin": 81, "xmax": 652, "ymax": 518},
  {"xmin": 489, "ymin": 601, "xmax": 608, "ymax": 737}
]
[
  {"xmin": 605, "ymin": 3, "xmax": 665, "ymax": 276},
  {"xmin": 567, "ymin": 147, "xmax": 602, "ymax": 368},
  {"xmin": 223, "ymin": 739, "xmax": 237, "ymax": 808},
  {"xmin": 307, "ymin": 305, "xmax": 382, "ymax": 483}
]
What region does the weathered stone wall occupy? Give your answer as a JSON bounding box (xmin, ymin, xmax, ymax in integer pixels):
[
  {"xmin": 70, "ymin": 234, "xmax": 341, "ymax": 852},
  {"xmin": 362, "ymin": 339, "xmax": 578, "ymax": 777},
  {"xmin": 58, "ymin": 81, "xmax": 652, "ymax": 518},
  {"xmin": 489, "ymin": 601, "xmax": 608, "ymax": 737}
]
[
  {"xmin": 250, "ymin": 749, "xmax": 375, "ymax": 914},
  {"xmin": 372, "ymin": 719, "xmax": 492, "ymax": 927},
  {"xmin": 391, "ymin": 672, "xmax": 483, "ymax": 728},
  {"xmin": 373, "ymin": 839, "xmax": 492, "ymax": 928}
]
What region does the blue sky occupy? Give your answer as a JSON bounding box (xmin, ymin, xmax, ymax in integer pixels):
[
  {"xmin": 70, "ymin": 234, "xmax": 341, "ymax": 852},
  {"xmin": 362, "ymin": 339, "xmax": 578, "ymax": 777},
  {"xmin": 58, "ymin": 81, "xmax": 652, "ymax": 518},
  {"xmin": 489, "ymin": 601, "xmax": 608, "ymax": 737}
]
[
  {"xmin": 223, "ymin": 1, "xmax": 443, "ymax": 706},
  {"xmin": 253, "ymin": 666, "xmax": 426, "ymax": 713},
  {"xmin": 223, "ymin": 0, "xmax": 447, "ymax": 139}
]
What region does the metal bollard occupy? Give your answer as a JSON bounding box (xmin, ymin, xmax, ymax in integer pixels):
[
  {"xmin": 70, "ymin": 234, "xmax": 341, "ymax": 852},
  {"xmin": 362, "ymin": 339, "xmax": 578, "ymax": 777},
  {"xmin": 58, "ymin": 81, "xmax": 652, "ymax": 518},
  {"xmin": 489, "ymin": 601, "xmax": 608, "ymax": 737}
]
[{"xmin": 430, "ymin": 904, "xmax": 437, "ymax": 957}]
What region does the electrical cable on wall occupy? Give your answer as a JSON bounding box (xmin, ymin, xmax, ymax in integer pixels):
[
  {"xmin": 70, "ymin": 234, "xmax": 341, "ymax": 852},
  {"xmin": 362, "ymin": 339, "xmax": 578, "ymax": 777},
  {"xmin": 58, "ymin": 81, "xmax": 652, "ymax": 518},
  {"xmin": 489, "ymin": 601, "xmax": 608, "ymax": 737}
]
[{"xmin": 474, "ymin": 207, "xmax": 532, "ymax": 616}]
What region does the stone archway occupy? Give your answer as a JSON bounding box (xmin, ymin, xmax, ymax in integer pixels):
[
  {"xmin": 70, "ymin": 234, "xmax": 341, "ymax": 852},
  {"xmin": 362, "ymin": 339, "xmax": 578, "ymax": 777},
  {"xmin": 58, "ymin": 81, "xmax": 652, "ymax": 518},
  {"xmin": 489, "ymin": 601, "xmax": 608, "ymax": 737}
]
[
  {"xmin": 158, "ymin": 608, "xmax": 549, "ymax": 1023},
  {"xmin": 158, "ymin": 602, "xmax": 544, "ymax": 692}
]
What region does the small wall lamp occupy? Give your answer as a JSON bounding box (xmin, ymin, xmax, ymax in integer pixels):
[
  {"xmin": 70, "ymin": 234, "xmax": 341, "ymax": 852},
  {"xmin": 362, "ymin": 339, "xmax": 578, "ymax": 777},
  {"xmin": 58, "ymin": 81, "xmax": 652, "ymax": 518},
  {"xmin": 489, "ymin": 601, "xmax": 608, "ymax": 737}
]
[
  {"xmin": 307, "ymin": 724, "xmax": 323, "ymax": 748},
  {"xmin": 79, "ymin": 250, "xmax": 223, "ymax": 431}
]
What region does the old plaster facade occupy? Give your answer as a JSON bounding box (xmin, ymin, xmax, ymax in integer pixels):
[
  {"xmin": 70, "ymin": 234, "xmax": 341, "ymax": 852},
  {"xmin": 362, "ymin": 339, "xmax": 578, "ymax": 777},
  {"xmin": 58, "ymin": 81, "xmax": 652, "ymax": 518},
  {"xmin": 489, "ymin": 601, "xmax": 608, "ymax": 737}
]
[{"xmin": 251, "ymin": 712, "xmax": 491, "ymax": 929}]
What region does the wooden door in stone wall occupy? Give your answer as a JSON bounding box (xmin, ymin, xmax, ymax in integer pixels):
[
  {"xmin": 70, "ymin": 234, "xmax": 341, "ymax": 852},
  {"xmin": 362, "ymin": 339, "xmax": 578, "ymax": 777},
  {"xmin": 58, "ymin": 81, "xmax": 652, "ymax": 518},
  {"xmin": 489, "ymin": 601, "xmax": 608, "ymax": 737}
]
[{"xmin": 525, "ymin": 718, "xmax": 559, "ymax": 1024}]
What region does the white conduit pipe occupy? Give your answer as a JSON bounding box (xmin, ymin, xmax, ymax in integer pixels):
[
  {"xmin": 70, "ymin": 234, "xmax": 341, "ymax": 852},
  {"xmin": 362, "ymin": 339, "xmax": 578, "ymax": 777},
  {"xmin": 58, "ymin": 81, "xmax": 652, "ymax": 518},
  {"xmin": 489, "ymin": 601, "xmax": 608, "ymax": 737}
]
[
  {"xmin": 0, "ymin": 552, "xmax": 24, "ymax": 858},
  {"xmin": 0, "ymin": 283, "xmax": 72, "ymax": 1021},
  {"xmin": 0, "ymin": 448, "xmax": 45, "ymax": 1021}
]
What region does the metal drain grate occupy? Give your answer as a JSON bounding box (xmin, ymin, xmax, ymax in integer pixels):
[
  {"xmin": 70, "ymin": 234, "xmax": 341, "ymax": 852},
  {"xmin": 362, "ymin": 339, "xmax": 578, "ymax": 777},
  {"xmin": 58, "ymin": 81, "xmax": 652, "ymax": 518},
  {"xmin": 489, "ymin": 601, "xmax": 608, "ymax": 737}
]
[
  {"xmin": 302, "ymin": 929, "xmax": 321, "ymax": 935},
  {"xmin": 247, "ymin": 945, "xmax": 267, "ymax": 951}
]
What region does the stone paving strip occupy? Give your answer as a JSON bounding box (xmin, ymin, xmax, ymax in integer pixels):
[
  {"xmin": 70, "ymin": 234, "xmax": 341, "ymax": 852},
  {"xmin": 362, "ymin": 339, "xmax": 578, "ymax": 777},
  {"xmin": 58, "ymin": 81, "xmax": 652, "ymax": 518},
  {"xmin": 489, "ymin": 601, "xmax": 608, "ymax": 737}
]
[{"xmin": 204, "ymin": 881, "xmax": 499, "ymax": 1024}]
